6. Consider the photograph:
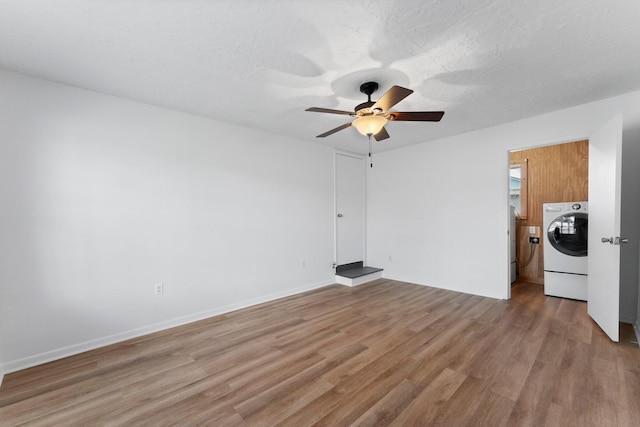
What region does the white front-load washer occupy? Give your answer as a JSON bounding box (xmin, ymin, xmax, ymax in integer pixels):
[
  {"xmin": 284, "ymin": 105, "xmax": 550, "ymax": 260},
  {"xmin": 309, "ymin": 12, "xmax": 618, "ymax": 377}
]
[{"xmin": 543, "ymin": 202, "xmax": 588, "ymax": 300}]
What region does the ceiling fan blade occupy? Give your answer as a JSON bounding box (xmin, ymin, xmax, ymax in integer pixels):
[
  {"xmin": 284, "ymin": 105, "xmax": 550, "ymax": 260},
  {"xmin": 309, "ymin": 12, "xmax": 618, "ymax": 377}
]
[
  {"xmin": 374, "ymin": 127, "xmax": 389, "ymax": 141},
  {"xmin": 372, "ymin": 86, "xmax": 413, "ymax": 112},
  {"xmin": 387, "ymin": 111, "xmax": 445, "ymax": 121},
  {"xmin": 305, "ymin": 107, "xmax": 353, "ymax": 115},
  {"xmin": 316, "ymin": 122, "xmax": 352, "ymax": 138}
]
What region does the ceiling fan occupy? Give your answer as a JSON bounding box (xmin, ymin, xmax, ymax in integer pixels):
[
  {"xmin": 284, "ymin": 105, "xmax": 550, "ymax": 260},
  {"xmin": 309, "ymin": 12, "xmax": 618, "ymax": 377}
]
[{"xmin": 305, "ymin": 81, "xmax": 444, "ymax": 141}]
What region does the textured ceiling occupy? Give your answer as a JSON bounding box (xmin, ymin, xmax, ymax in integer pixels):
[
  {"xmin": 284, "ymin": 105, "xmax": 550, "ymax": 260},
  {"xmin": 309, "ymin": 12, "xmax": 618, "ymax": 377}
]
[{"xmin": 1, "ymin": 0, "xmax": 640, "ymax": 154}]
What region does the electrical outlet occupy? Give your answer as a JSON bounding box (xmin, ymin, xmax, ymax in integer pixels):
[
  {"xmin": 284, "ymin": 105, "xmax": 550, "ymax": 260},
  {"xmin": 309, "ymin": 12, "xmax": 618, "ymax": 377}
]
[
  {"xmin": 300, "ymin": 259, "xmax": 306, "ymax": 268},
  {"xmin": 154, "ymin": 283, "xmax": 164, "ymax": 295},
  {"xmin": 529, "ymin": 237, "xmax": 540, "ymax": 244}
]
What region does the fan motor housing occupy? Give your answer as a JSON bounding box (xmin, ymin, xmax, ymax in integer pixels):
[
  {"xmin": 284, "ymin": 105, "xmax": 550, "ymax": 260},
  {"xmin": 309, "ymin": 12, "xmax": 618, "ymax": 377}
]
[
  {"xmin": 359, "ymin": 81, "xmax": 379, "ymax": 97},
  {"xmin": 356, "ymin": 82, "xmax": 383, "ymax": 115},
  {"xmin": 354, "ymin": 101, "xmax": 375, "ymax": 115}
]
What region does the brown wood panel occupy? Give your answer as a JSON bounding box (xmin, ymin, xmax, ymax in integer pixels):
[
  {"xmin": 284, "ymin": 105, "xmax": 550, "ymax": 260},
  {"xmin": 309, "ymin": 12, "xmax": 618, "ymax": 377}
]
[
  {"xmin": 510, "ymin": 140, "xmax": 588, "ymax": 282},
  {"xmin": 1, "ymin": 279, "xmax": 639, "ymax": 425}
]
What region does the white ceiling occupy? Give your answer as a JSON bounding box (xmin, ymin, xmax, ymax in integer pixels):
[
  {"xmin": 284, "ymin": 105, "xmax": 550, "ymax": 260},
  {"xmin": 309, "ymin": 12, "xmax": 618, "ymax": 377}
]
[{"xmin": 1, "ymin": 0, "xmax": 640, "ymax": 154}]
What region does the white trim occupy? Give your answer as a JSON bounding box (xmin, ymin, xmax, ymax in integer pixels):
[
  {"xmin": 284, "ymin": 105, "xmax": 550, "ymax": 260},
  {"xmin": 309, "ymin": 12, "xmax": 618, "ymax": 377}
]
[
  {"xmin": 363, "ymin": 152, "xmax": 368, "ymax": 266},
  {"xmin": 382, "ymin": 273, "xmax": 504, "ymax": 300},
  {"xmin": 0, "ymin": 346, "xmax": 4, "ymax": 386},
  {"xmin": 333, "ymin": 151, "xmax": 338, "ymax": 267},
  {"xmin": 620, "ymin": 314, "xmax": 636, "ymax": 324},
  {"xmin": 634, "ymin": 320, "xmax": 640, "ymax": 346},
  {"xmin": 1, "ymin": 279, "xmax": 333, "ymax": 374},
  {"xmin": 505, "ymin": 133, "xmax": 591, "ymax": 300},
  {"xmin": 506, "ymin": 150, "xmax": 512, "ymax": 299},
  {"xmin": 334, "ymin": 150, "xmax": 367, "ymax": 267}
]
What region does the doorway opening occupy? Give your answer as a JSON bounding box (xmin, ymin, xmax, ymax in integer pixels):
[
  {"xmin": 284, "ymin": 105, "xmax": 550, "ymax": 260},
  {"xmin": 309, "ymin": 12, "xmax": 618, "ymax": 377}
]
[
  {"xmin": 506, "ymin": 116, "xmax": 630, "ymax": 343},
  {"xmin": 508, "ymin": 140, "xmax": 589, "ymax": 289}
]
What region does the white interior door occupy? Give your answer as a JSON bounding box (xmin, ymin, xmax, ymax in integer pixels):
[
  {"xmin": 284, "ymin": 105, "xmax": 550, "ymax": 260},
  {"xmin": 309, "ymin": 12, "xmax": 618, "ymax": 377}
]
[
  {"xmin": 335, "ymin": 152, "xmax": 365, "ymax": 266},
  {"xmin": 588, "ymin": 115, "xmax": 623, "ymax": 342}
]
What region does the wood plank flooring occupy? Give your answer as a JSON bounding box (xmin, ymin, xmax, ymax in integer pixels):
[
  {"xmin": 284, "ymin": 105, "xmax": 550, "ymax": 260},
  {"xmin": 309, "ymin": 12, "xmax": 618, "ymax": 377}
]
[{"xmin": 1, "ymin": 280, "xmax": 639, "ymax": 426}]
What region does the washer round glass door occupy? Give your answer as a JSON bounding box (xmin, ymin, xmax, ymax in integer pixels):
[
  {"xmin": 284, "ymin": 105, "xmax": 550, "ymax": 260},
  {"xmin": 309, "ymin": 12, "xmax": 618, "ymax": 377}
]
[{"xmin": 547, "ymin": 212, "xmax": 588, "ymax": 256}]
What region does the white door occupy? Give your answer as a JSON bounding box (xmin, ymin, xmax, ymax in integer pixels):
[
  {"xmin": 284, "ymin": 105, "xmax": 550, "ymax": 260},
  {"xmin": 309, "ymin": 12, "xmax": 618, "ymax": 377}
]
[
  {"xmin": 335, "ymin": 152, "xmax": 365, "ymax": 266},
  {"xmin": 588, "ymin": 115, "xmax": 623, "ymax": 342}
]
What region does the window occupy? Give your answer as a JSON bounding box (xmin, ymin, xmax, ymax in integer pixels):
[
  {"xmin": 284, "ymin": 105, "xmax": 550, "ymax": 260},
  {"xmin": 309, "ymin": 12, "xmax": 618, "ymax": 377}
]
[{"xmin": 510, "ymin": 159, "xmax": 528, "ymax": 219}]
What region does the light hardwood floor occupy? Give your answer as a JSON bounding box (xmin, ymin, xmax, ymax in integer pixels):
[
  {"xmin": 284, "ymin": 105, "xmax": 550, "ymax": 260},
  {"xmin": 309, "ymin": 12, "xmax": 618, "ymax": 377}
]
[{"xmin": 1, "ymin": 280, "xmax": 639, "ymax": 426}]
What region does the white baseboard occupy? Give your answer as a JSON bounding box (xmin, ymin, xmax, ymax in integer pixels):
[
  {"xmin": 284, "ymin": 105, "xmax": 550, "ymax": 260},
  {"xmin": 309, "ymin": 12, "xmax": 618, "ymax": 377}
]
[
  {"xmin": 381, "ymin": 273, "xmax": 503, "ymax": 300},
  {"xmin": 634, "ymin": 320, "xmax": 640, "ymax": 347},
  {"xmin": 620, "ymin": 314, "xmax": 636, "ymax": 324},
  {"xmin": 2, "ymin": 279, "xmax": 334, "ymax": 375}
]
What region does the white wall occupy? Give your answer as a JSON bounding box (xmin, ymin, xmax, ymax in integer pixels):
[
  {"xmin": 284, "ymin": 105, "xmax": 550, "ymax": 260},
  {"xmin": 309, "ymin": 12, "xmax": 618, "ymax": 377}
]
[
  {"xmin": 2, "ymin": 69, "xmax": 639, "ymax": 375},
  {"xmin": 0, "ymin": 70, "xmax": 335, "ymax": 373},
  {"xmin": 368, "ymin": 90, "xmax": 640, "ymax": 315}
]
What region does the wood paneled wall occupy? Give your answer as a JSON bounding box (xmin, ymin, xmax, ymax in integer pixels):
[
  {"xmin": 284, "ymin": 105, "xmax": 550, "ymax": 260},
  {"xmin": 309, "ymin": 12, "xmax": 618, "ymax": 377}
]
[{"xmin": 510, "ymin": 140, "xmax": 588, "ymax": 283}]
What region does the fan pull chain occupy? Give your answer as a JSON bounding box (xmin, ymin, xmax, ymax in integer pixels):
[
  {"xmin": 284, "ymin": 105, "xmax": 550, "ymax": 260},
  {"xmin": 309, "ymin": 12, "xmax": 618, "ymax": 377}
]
[{"xmin": 368, "ymin": 134, "xmax": 373, "ymax": 168}]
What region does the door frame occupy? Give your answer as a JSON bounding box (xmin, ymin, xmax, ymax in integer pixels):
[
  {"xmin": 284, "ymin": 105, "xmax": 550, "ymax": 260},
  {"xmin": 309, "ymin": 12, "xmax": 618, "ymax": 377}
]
[
  {"xmin": 505, "ymin": 132, "xmax": 590, "ymax": 299},
  {"xmin": 334, "ymin": 150, "xmax": 367, "ymax": 269}
]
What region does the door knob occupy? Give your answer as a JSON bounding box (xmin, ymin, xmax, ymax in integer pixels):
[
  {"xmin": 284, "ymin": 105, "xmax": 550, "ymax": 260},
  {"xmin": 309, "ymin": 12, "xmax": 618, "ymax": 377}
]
[
  {"xmin": 601, "ymin": 237, "xmax": 613, "ymax": 244},
  {"xmin": 614, "ymin": 237, "xmax": 629, "ymax": 245},
  {"xmin": 337, "ymin": 214, "xmax": 343, "ymax": 218}
]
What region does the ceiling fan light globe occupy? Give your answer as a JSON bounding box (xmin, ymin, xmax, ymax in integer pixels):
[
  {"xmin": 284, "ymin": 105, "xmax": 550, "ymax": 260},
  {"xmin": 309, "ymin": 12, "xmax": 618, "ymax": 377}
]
[{"xmin": 352, "ymin": 115, "xmax": 387, "ymax": 136}]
